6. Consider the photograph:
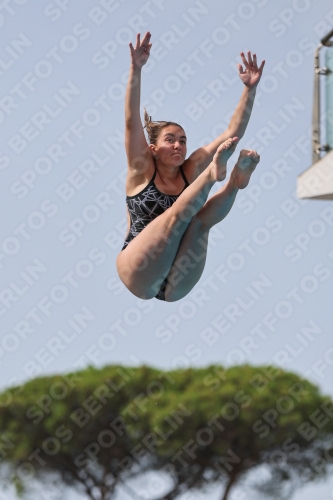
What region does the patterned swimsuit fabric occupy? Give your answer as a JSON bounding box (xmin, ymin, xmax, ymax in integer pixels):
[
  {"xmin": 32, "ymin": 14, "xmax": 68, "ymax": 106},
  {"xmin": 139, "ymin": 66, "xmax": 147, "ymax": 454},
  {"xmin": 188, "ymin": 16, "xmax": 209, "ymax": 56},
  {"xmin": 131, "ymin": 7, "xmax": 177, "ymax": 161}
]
[{"xmin": 121, "ymin": 165, "xmax": 189, "ymax": 300}]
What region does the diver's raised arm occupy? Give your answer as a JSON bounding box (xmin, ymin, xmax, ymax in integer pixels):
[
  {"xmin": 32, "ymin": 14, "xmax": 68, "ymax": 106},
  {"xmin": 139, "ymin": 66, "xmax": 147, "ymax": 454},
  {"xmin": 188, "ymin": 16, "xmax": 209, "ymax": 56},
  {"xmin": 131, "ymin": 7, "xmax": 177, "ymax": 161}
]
[
  {"xmin": 125, "ymin": 32, "xmax": 152, "ymax": 125},
  {"xmin": 187, "ymin": 51, "xmax": 265, "ymax": 177},
  {"xmin": 125, "ymin": 32, "xmax": 154, "ymax": 174}
]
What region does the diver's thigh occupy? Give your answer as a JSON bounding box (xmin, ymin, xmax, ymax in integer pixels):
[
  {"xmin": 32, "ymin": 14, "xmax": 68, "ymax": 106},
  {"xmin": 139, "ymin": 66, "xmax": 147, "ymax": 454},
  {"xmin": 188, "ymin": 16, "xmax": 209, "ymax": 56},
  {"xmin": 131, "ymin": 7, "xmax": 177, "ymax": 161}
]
[{"xmin": 116, "ymin": 210, "xmax": 189, "ymax": 297}]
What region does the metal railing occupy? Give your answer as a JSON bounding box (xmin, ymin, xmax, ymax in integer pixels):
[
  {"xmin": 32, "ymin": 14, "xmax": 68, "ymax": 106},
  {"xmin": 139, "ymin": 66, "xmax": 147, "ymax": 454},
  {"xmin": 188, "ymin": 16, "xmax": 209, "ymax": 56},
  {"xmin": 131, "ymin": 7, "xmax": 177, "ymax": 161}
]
[{"xmin": 312, "ymin": 28, "xmax": 333, "ymax": 164}]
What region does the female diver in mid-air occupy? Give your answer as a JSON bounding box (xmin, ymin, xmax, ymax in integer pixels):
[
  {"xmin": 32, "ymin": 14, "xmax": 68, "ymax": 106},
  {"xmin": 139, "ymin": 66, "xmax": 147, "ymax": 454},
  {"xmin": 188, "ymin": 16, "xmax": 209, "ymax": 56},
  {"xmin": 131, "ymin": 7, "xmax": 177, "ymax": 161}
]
[{"xmin": 116, "ymin": 32, "xmax": 265, "ymax": 302}]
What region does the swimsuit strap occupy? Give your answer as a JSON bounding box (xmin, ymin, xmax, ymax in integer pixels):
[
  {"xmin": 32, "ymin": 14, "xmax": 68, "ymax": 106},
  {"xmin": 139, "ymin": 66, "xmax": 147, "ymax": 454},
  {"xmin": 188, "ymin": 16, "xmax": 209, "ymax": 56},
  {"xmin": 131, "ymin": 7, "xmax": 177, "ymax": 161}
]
[
  {"xmin": 180, "ymin": 165, "xmax": 189, "ymax": 186},
  {"xmin": 125, "ymin": 167, "xmax": 157, "ymax": 200}
]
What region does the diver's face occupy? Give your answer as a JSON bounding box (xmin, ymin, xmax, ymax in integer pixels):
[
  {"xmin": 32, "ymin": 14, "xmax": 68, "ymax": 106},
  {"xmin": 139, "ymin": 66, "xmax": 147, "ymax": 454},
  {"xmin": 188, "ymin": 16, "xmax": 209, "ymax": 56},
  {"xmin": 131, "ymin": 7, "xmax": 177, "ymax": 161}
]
[{"xmin": 152, "ymin": 125, "xmax": 187, "ymax": 166}]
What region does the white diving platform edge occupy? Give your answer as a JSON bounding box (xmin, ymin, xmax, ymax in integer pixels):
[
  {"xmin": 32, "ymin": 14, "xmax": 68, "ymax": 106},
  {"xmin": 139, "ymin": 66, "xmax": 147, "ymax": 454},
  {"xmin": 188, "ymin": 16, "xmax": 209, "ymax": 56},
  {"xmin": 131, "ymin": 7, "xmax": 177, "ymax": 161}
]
[{"xmin": 297, "ymin": 149, "xmax": 333, "ymax": 200}]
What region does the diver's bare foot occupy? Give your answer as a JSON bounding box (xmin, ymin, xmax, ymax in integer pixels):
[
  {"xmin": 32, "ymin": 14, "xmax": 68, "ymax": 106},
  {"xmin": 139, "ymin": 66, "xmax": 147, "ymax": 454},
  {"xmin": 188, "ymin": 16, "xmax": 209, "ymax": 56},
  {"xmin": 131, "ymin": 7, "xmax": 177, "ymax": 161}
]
[
  {"xmin": 210, "ymin": 137, "xmax": 239, "ymax": 181},
  {"xmin": 230, "ymin": 149, "xmax": 260, "ymax": 189}
]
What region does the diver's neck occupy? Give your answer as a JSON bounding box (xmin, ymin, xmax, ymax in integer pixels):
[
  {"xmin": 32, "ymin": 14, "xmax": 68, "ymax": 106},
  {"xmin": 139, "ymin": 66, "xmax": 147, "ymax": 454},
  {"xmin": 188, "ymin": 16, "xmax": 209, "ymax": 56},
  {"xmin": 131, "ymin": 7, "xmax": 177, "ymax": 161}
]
[{"xmin": 154, "ymin": 160, "xmax": 182, "ymax": 180}]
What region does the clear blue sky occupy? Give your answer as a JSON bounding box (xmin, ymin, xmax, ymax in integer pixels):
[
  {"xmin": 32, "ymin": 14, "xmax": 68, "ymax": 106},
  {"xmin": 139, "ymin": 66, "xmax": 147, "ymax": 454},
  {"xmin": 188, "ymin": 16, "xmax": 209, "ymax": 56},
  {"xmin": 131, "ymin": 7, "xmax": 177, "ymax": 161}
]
[{"xmin": 1, "ymin": 0, "xmax": 333, "ymax": 498}]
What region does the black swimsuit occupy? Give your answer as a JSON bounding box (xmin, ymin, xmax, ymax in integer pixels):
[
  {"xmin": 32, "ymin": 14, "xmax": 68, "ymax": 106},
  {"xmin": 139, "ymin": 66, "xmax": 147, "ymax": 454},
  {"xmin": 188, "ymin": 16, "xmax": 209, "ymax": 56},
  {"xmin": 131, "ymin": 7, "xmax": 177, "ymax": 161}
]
[{"xmin": 121, "ymin": 166, "xmax": 189, "ymax": 300}]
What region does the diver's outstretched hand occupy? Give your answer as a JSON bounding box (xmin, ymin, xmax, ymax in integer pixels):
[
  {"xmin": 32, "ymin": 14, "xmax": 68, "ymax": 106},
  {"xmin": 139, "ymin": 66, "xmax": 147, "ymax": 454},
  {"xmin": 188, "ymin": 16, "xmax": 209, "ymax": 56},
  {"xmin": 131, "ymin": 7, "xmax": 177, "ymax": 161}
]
[
  {"xmin": 129, "ymin": 32, "xmax": 152, "ymax": 69},
  {"xmin": 237, "ymin": 51, "xmax": 265, "ymax": 88}
]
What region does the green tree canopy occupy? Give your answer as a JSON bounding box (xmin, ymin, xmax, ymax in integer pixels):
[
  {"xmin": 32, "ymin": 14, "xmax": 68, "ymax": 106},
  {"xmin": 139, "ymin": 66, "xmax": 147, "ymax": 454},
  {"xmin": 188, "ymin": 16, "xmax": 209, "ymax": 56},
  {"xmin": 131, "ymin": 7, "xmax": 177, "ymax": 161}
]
[{"xmin": 1, "ymin": 364, "xmax": 333, "ymax": 500}]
